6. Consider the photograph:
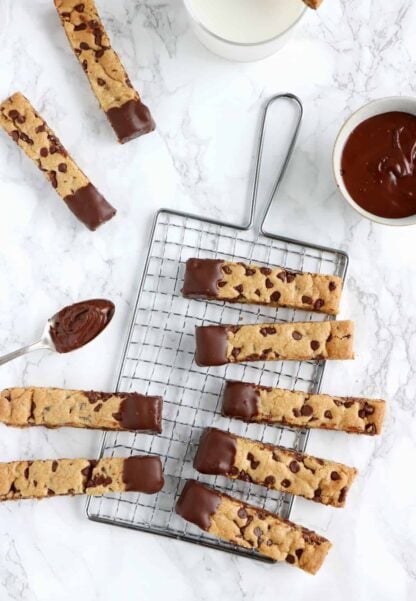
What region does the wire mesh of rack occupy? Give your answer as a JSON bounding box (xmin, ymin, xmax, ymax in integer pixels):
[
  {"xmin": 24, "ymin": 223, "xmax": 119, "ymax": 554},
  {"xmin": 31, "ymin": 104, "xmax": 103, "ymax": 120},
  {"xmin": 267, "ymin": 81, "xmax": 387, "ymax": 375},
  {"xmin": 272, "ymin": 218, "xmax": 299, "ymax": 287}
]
[{"xmin": 86, "ymin": 206, "xmax": 348, "ymax": 561}]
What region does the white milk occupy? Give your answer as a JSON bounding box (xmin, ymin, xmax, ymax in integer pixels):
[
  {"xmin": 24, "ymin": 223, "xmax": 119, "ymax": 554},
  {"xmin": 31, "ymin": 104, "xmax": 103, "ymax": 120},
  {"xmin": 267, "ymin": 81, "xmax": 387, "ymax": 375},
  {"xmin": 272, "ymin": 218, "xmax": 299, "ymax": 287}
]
[{"xmin": 186, "ymin": 0, "xmax": 306, "ymax": 44}]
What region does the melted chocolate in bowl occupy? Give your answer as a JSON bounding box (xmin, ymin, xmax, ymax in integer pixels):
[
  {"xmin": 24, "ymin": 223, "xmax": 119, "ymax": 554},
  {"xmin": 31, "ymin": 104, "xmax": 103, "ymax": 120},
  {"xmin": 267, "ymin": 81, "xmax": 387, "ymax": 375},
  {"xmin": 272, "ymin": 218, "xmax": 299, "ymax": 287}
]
[
  {"xmin": 50, "ymin": 299, "xmax": 115, "ymax": 353},
  {"xmin": 341, "ymin": 111, "xmax": 416, "ymax": 219}
]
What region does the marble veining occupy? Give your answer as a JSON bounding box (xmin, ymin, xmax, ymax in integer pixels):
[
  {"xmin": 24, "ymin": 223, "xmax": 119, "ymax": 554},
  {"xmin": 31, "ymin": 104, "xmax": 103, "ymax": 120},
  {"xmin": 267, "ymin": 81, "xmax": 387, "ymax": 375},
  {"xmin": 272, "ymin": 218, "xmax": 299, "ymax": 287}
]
[{"xmin": 0, "ymin": 0, "xmax": 415, "ymax": 599}]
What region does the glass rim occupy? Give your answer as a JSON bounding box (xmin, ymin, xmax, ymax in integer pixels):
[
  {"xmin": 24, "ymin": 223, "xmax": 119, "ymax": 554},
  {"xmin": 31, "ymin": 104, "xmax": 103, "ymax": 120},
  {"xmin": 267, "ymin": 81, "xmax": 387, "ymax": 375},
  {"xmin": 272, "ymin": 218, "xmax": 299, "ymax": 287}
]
[{"xmin": 183, "ymin": 0, "xmax": 307, "ymax": 48}]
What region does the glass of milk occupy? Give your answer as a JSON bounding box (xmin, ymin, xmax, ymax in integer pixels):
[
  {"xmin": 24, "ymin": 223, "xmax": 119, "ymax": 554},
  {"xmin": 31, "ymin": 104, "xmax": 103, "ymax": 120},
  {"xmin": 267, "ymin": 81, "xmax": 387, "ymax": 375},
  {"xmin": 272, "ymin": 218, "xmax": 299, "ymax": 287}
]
[{"xmin": 183, "ymin": 0, "xmax": 307, "ymax": 62}]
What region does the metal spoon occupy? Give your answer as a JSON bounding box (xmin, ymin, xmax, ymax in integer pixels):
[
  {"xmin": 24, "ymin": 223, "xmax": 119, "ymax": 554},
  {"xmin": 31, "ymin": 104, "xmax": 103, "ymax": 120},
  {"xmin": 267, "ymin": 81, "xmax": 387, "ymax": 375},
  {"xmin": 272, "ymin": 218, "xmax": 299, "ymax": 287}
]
[
  {"xmin": 0, "ymin": 299, "xmax": 114, "ymax": 367},
  {"xmin": 0, "ymin": 319, "xmax": 56, "ymax": 366}
]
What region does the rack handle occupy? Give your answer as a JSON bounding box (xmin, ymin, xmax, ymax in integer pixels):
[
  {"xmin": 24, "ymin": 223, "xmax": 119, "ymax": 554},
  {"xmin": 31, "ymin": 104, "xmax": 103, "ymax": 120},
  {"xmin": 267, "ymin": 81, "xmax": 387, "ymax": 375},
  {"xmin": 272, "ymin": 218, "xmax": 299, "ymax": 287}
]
[{"xmin": 248, "ymin": 93, "xmax": 303, "ymax": 235}]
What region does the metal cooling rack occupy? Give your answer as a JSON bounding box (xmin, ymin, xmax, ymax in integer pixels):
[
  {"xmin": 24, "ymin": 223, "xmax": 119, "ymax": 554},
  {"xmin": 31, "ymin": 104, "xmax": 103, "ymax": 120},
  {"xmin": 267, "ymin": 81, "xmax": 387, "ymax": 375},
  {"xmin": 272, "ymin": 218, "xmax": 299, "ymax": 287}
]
[{"xmin": 86, "ymin": 95, "xmax": 349, "ymax": 562}]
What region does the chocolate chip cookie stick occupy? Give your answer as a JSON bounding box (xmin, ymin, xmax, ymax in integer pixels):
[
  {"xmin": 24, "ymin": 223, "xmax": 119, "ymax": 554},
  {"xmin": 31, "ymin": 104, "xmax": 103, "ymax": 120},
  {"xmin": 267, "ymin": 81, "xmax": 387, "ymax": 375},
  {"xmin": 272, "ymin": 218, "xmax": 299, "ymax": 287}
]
[
  {"xmin": 194, "ymin": 428, "xmax": 357, "ymax": 507},
  {"xmin": 0, "ymin": 456, "xmax": 164, "ymax": 502},
  {"xmin": 176, "ymin": 480, "xmax": 332, "ymax": 574},
  {"xmin": 0, "ymin": 92, "xmax": 116, "ymax": 230},
  {"xmin": 195, "ymin": 320, "xmax": 354, "ymax": 366},
  {"xmin": 0, "ymin": 388, "xmax": 163, "ymax": 433},
  {"xmin": 303, "ymin": 0, "xmax": 323, "ymax": 8},
  {"xmin": 222, "ymin": 381, "xmax": 385, "ymax": 435},
  {"xmin": 182, "ymin": 258, "xmax": 343, "ymax": 315},
  {"xmin": 55, "ymin": 0, "xmax": 155, "ymax": 143}
]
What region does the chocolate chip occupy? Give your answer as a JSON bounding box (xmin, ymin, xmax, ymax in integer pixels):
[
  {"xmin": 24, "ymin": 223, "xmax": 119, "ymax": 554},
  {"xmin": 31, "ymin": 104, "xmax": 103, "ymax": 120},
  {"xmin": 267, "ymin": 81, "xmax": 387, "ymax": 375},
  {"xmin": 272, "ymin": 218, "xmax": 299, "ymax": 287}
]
[
  {"xmin": 52, "ymin": 461, "xmax": 58, "ymax": 472},
  {"xmin": 260, "ymin": 267, "xmax": 271, "ymax": 275},
  {"xmin": 61, "ymin": 11, "xmax": 70, "ymax": 18},
  {"xmin": 50, "ymin": 171, "xmax": 58, "ymax": 188},
  {"xmin": 35, "ymin": 124, "xmax": 45, "ymax": 133},
  {"xmin": 365, "ymin": 423, "xmax": 376, "ymax": 434},
  {"xmin": 272, "ymin": 452, "xmax": 280, "ymax": 462},
  {"xmin": 94, "ymin": 403, "xmax": 103, "ymax": 412},
  {"xmin": 8, "ymin": 109, "xmax": 19, "ymax": 120},
  {"xmin": 10, "ymin": 130, "xmax": 19, "ymax": 142},
  {"xmin": 94, "ymin": 32, "xmax": 103, "ymax": 46},
  {"xmin": 254, "ymin": 527, "xmax": 262, "ymax": 537},
  {"xmin": 49, "ymin": 143, "xmax": 58, "ymax": 154},
  {"xmin": 302, "ymin": 295, "xmax": 313, "ymax": 305},
  {"xmin": 58, "ymin": 163, "xmax": 67, "ymax": 173},
  {"xmin": 230, "ymin": 466, "xmax": 239, "ymax": 476},
  {"xmin": 238, "ymin": 508, "xmax": 248, "ymax": 519},
  {"xmin": 218, "ymin": 280, "xmax": 226, "ymax": 288},
  {"xmin": 292, "ymin": 331, "xmax": 302, "ymax": 340},
  {"xmin": 82, "ymin": 59, "xmax": 88, "ymax": 71},
  {"xmin": 286, "ymin": 272, "xmax": 296, "ymax": 283},
  {"xmin": 234, "ymin": 284, "xmax": 243, "ymax": 294},
  {"xmin": 80, "ymin": 42, "xmax": 89, "ymax": 50},
  {"xmin": 270, "ymin": 291, "xmax": 281, "ymax": 302},
  {"xmin": 338, "ymin": 487, "xmax": 347, "ymax": 503},
  {"xmin": 289, "ymin": 460, "xmax": 300, "ymax": 473},
  {"xmin": 47, "ymin": 488, "xmax": 55, "ymax": 496},
  {"xmin": 300, "ymin": 404, "xmax": 313, "ymax": 416},
  {"xmin": 310, "ymin": 340, "xmax": 320, "ymax": 351},
  {"xmin": 344, "ymin": 400, "xmax": 354, "ymax": 408},
  {"xmin": 20, "ymin": 133, "xmax": 33, "ymax": 144},
  {"xmin": 260, "ymin": 326, "xmax": 276, "ymax": 336},
  {"xmin": 314, "ymin": 488, "xmax": 322, "ymax": 499},
  {"xmin": 265, "ymin": 278, "xmax": 273, "ymax": 289},
  {"xmin": 292, "ymin": 408, "xmax": 300, "ymax": 417},
  {"xmin": 24, "ymin": 467, "xmax": 29, "ymax": 478},
  {"xmin": 324, "ymin": 410, "xmax": 333, "ymax": 419},
  {"xmin": 255, "ymin": 289, "xmax": 261, "ymax": 296},
  {"xmin": 95, "ymin": 48, "xmax": 105, "ymax": 59},
  {"xmin": 222, "ymin": 265, "xmax": 232, "ymax": 274},
  {"xmin": 239, "ymin": 470, "xmax": 252, "ymax": 482},
  {"xmin": 97, "ymin": 77, "xmax": 106, "ymax": 86},
  {"xmin": 247, "ymin": 452, "xmax": 260, "ymax": 470},
  {"xmin": 75, "ymin": 3, "xmax": 85, "ymax": 11},
  {"xmin": 40, "ymin": 147, "xmax": 48, "ymax": 157},
  {"xmin": 331, "ymin": 471, "xmax": 341, "ymax": 481},
  {"xmin": 231, "ymin": 347, "xmax": 241, "ymax": 359},
  {"xmin": 245, "ymin": 267, "xmax": 256, "ymax": 276},
  {"xmin": 286, "ymin": 554, "xmax": 295, "ymax": 564},
  {"xmin": 295, "ymin": 548, "xmax": 304, "ymax": 559},
  {"xmin": 264, "ymin": 475, "xmax": 275, "ymax": 486},
  {"xmin": 281, "ymin": 479, "xmax": 291, "ymax": 488},
  {"xmin": 277, "ymin": 271, "xmax": 286, "ymax": 282},
  {"xmin": 74, "ymin": 23, "xmax": 87, "ymax": 31},
  {"xmin": 329, "ymin": 281, "xmax": 337, "ymax": 291},
  {"xmin": 266, "ymin": 539, "xmax": 273, "ymax": 546},
  {"xmin": 314, "ymin": 299, "xmax": 324, "ymax": 310}
]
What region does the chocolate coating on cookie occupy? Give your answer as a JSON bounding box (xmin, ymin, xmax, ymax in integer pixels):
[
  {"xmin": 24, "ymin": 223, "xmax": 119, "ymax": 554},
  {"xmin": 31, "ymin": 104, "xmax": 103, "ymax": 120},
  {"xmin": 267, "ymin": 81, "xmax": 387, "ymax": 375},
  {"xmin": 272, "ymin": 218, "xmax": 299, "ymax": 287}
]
[
  {"xmin": 222, "ymin": 381, "xmax": 260, "ymax": 419},
  {"xmin": 194, "ymin": 428, "xmax": 237, "ymax": 475},
  {"xmin": 176, "ymin": 480, "xmax": 221, "ymax": 531}
]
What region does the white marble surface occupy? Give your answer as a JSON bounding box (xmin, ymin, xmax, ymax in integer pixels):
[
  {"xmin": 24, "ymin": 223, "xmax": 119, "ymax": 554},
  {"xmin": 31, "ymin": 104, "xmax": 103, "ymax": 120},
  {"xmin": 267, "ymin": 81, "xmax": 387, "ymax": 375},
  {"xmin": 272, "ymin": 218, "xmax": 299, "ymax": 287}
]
[{"xmin": 0, "ymin": 0, "xmax": 415, "ymax": 599}]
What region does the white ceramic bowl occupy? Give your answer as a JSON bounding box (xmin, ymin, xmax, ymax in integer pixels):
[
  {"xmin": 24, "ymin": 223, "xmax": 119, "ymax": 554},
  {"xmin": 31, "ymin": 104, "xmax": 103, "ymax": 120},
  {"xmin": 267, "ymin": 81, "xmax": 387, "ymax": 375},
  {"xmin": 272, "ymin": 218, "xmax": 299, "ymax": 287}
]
[
  {"xmin": 333, "ymin": 96, "xmax": 416, "ymax": 226},
  {"xmin": 183, "ymin": 0, "xmax": 307, "ymax": 62}
]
